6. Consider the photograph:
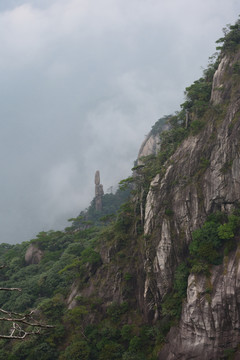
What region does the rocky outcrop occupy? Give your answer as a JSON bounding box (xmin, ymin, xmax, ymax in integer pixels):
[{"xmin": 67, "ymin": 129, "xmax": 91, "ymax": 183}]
[
  {"xmin": 67, "ymin": 281, "xmax": 81, "ymax": 309},
  {"xmin": 95, "ymin": 170, "xmax": 104, "ymax": 211},
  {"xmin": 64, "ymin": 48, "xmax": 240, "ymax": 359},
  {"xmin": 137, "ymin": 121, "xmax": 169, "ymax": 164},
  {"xmin": 137, "ymin": 132, "xmax": 160, "ymax": 164},
  {"xmin": 25, "ymin": 244, "xmax": 43, "ymax": 265},
  {"xmin": 159, "ymin": 248, "xmax": 240, "ymax": 359},
  {"xmin": 140, "ymin": 50, "xmax": 240, "ymax": 357},
  {"xmin": 211, "ymin": 50, "xmax": 240, "ymax": 106},
  {"xmin": 144, "ymin": 59, "xmax": 240, "ymax": 294}
]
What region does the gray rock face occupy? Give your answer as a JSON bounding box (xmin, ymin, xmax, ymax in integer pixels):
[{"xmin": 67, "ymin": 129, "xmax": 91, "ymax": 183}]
[
  {"xmin": 137, "ymin": 122, "xmax": 169, "ymax": 165},
  {"xmin": 95, "ymin": 170, "xmax": 100, "ymax": 185},
  {"xmin": 67, "ymin": 281, "xmax": 81, "ymax": 309},
  {"xmin": 211, "ymin": 51, "xmax": 240, "ymax": 106},
  {"xmin": 65, "ymin": 50, "xmax": 240, "ymax": 358},
  {"xmin": 25, "ymin": 244, "xmax": 43, "ymax": 265},
  {"xmin": 137, "ymin": 132, "xmax": 160, "ymax": 164},
  {"xmin": 210, "ymin": 55, "xmax": 229, "ymax": 105},
  {"xmin": 95, "ymin": 170, "xmax": 104, "ymax": 211},
  {"xmin": 159, "ymin": 250, "xmax": 240, "ymax": 359},
  {"xmin": 140, "ymin": 50, "xmax": 240, "ymax": 357}
]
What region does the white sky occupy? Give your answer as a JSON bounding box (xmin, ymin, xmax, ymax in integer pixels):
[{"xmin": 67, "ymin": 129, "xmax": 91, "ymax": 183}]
[{"xmin": 0, "ymin": 0, "xmax": 239, "ymax": 243}]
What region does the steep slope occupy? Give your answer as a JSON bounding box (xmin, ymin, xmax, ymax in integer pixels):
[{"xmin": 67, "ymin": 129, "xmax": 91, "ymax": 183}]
[
  {"xmin": 66, "ymin": 40, "xmax": 240, "ymax": 358},
  {"xmin": 144, "ymin": 48, "xmax": 240, "ymax": 305},
  {"xmin": 137, "ymin": 117, "xmax": 169, "ymax": 164},
  {"xmin": 146, "ymin": 44, "xmax": 240, "ymax": 359}
]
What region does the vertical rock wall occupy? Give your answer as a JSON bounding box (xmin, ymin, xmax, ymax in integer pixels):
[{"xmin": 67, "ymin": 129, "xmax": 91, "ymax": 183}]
[{"xmin": 140, "ymin": 51, "xmax": 240, "ymax": 358}]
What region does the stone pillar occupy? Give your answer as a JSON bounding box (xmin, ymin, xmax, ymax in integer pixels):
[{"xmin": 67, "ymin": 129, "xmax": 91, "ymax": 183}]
[{"xmin": 95, "ymin": 170, "xmax": 104, "ymax": 211}]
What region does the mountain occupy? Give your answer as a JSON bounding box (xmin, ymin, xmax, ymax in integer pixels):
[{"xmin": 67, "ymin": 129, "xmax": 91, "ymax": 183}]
[{"xmin": 0, "ymin": 19, "xmax": 240, "ymax": 360}]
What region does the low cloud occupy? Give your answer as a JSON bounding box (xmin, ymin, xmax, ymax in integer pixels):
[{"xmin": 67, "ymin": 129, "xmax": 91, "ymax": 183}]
[{"xmin": 0, "ymin": 0, "xmax": 239, "ymax": 243}]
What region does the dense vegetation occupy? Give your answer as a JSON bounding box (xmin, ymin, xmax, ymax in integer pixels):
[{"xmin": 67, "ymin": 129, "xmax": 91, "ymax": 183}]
[
  {"xmin": 161, "ymin": 211, "xmax": 240, "ymax": 321},
  {"xmin": 0, "ymin": 190, "xmax": 166, "ymax": 360},
  {"xmin": 0, "ymin": 17, "xmax": 240, "ymax": 360},
  {"xmin": 216, "ymin": 17, "xmax": 240, "ymax": 53}
]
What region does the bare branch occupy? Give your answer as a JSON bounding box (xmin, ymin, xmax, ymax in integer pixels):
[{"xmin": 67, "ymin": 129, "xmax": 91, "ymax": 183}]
[
  {"xmin": 0, "ymin": 308, "xmax": 25, "ymax": 317},
  {"xmin": 0, "ymin": 307, "xmax": 54, "ymax": 329},
  {"xmin": 0, "ymin": 333, "xmax": 30, "ymax": 339},
  {"xmin": 0, "ymin": 287, "xmax": 22, "ymax": 292},
  {"xmin": 0, "ymin": 322, "xmax": 41, "ymax": 339},
  {"xmin": 0, "ymin": 264, "xmax": 53, "ymax": 339},
  {"xmin": 0, "ymin": 316, "xmax": 54, "ymax": 328}
]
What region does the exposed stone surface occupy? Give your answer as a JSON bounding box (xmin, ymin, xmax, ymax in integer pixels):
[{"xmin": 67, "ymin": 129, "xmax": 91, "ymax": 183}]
[
  {"xmin": 95, "ymin": 170, "xmax": 100, "ymax": 185},
  {"xmin": 143, "ymin": 76, "xmax": 240, "ymax": 303},
  {"xmin": 137, "ymin": 122, "xmax": 169, "ymax": 165},
  {"xmin": 211, "ymin": 50, "xmax": 240, "ymax": 106},
  {"xmin": 66, "ymin": 49, "xmax": 240, "ymax": 358},
  {"xmin": 159, "ymin": 249, "xmax": 240, "ymax": 359},
  {"xmin": 67, "ymin": 281, "xmax": 81, "ymax": 309},
  {"xmin": 25, "ymin": 244, "xmax": 43, "ymax": 265},
  {"xmin": 141, "ymin": 50, "xmax": 240, "ymax": 357},
  {"xmin": 137, "ymin": 132, "xmax": 160, "ymax": 164},
  {"xmin": 95, "ymin": 170, "xmax": 104, "ymax": 211}
]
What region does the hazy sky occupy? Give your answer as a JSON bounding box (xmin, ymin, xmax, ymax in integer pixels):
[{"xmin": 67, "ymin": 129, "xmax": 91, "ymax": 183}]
[{"xmin": 0, "ymin": 0, "xmax": 239, "ymax": 243}]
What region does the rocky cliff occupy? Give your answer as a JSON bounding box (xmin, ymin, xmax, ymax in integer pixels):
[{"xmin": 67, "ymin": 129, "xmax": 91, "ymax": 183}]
[
  {"xmin": 43, "ymin": 23, "xmax": 240, "ymax": 360},
  {"xmin": 137, "ymin": 117, "xmax": 168, "ymax": 164},
  {"xmin": 159, "ymin": 250, "xmax": 240, "ymax": 359},
  {"xmin": 63, "ymin": 49, "xmax": 239, "ymax": 359},
  {"xmin": 148, "ymin": 48, "xmax": 240, "ymax": 358}
]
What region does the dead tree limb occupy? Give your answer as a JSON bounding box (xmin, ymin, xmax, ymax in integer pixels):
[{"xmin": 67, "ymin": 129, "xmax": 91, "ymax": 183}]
[
  {"xmin": 0, "ymin": 266, "xmax": 54, "ymax": 339},
  {"xmin": 0, "ymin": 287, "xmax": 22, "ymax": 292}
]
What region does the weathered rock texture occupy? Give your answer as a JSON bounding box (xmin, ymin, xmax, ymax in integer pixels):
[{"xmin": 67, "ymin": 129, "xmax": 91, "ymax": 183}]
[
  {"xmin": 144, "ymin": 49, "xmax": 240, "ymax": 297},
  {"xmin": 67, "ymin": 281, "xmax": 81, "ymax": 309},
  {"xmin": 68, "ymin": 49, "xmax": 240, "ymax": 358},
  {"xmin": 95, "ymin": 170, "xmax": 104, "ymax": 211},
  {"xmin": 25, "ymin": 244, "xmax": 43, "ymax": 265},
  {"xmin": 137, "ymin": 132, "xmax": 160, "ymax": 164},
  {"xmin": 159, "ymin": 248, "xmax": 240, "ymax": 359},
  {"xmin": 146, "ymin": 51, "xmax": 240, "ymax": 358},
  {"xmin": 137, "ymin": 122, "xmax": 169, "ymax": 165}
]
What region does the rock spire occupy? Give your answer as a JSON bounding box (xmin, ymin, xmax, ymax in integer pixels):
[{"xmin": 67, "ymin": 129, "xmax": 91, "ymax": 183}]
[{"xmin": 95, "ymin": 170, "xmax": 104, "ymax": 211}]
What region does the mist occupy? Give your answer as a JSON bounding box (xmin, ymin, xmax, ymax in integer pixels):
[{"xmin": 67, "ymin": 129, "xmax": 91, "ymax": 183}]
[{"xmin": 0, "ymin": 0, "xmax": 239, "ymax": 243}]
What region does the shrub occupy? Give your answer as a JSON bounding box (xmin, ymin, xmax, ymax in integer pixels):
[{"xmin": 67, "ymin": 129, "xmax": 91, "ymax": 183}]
[
  {"xmin": 190, "ymin": 120, "xmax": 205, "ymax": 134},
  {"xmin": 64, "ymin": 305, "xmax": 88, "ymax": 326},
  {"xmin": 189, "ymin": 221, "xmax": 221, "ymax": 257},
  {"xmin": 39, "ymin": 294, "xmax": 65, "ymax": 322},
  {"xmin": 216, "ymin": 19, "xmax": 240, "ymax": 53},
  {"xmin": 218, "ymin": 215, "xmax": 240, "ymax": 240},
  {"xmin": 121, "ymin": 324, "xmax": 133, "ymax": 341},
  {"xmin": 122, "ymin": 353, "xmax": 146, "ymax": 360},
  {"xmin": 98, "ymin": 342, "xmax": 124, "ymax": 360},
  {"xmin": 161, "ymin": 292, "xmax": 183, "ymax": 318},
  {"xmin": 81, "ymin": 248, "xmax": 101, "ymax": 265},
  {"xmin": 190, "ymin": 261, "xmax": 209, "ymax": 274},
  {"xmin": 59, "ymin": 340, "xmax": 90, "ymax": 360},
  {"xmin": 161, "ymin": 262, "xmax": 189, "ymax": 319},
  {"xmin": 129, "ymin": 336, "xmax": 141, "ymax": 353},
  {"xmin": 173, "ymin": 263, "xmax": 189, "ymax": 297},
  {"xmin": 124, "ymin": 272, "xmax": 133, "ymax": 281},
  {"xmin": 106, "ymin": 302, "xmax": 129, "ymax": 322},
  {"xmin": 190, "ymin": 213, "xmax": 240, "ymax": 272}
]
